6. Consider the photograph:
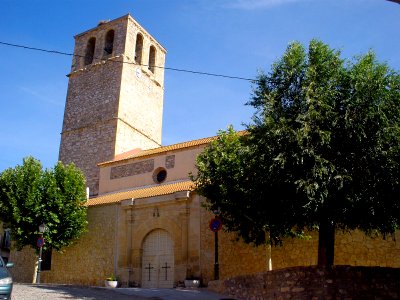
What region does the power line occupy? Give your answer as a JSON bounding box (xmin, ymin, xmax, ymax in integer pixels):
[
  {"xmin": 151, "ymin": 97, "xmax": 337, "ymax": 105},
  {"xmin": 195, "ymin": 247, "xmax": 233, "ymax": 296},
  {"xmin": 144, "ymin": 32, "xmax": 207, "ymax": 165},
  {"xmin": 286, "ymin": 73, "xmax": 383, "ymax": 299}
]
[{"xmin": 0, "ymin": 41, "xmax": 258, "ymax": 83}]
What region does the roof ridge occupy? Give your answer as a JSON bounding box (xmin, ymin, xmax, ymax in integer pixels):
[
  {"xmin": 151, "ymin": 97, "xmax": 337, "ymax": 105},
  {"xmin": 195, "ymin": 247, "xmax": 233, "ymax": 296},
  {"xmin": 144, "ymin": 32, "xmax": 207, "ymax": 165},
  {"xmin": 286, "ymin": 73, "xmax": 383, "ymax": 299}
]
[
  {"xmin": 98, "ymin": 135, "xmax": 218, "ymax": 166},
  {"xmin": 87, "ymin": 179, "xmax": 194, "ymax": 207},
  {"xmin": 98, "ymin": 130, "xmax": 247, "ymax": 166},
  {"xmin": 94, "ymin": 179, "xmax": 192, "ymax": 198}
]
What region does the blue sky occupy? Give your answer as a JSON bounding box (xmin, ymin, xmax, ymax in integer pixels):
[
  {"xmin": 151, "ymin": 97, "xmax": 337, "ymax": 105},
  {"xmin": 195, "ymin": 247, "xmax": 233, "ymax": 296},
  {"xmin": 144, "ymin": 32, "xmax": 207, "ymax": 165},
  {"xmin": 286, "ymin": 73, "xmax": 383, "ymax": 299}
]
[{"xmin": 0, "ymin": 0, "xmax": 399, "ymax": 171}]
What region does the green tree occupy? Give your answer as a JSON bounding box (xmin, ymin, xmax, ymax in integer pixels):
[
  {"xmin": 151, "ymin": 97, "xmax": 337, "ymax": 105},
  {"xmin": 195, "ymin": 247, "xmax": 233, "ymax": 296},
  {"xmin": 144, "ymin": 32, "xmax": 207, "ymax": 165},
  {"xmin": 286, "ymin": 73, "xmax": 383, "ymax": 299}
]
[
  {"xmin": 192, "ymin": 40, "xmax": 400, "ymax": 267},
  {"xmin": 0, "ymin": 157, "xmax": 87, "ymax": 251}
]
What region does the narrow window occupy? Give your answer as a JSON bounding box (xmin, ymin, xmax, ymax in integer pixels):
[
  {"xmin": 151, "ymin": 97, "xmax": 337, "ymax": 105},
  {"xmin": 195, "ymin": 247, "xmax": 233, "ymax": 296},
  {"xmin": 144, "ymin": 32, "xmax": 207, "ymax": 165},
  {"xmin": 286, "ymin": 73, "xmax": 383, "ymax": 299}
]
[
  {"xmin": 104, "ymin": 30, "xmax": 114, "ymax": 57},
  {"xmin": 84, "ymin": 37, "xmax": 96, "ymax": 65},
  {"xmin": 135, "ymin": 34, "xmax": 144, "ymax": 64},
  {"xmin": 149, "ymin": 45, "xmax": 156, "ymax": 73}
]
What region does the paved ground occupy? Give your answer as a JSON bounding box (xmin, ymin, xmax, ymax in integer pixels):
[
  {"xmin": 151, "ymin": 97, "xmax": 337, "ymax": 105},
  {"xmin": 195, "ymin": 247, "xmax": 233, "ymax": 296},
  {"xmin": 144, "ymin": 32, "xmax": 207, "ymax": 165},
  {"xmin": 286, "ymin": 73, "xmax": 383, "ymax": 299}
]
[
  {"xmin": 115, "ymin": 287, "xmax": 234, "ymax": 300},
  {"xmin": 12, "ymin": 284, "xmax": 145, "ymax": 300},
  {"xmin": 11, "ymin": 283, "xmax": 235, "ymax": 300}
]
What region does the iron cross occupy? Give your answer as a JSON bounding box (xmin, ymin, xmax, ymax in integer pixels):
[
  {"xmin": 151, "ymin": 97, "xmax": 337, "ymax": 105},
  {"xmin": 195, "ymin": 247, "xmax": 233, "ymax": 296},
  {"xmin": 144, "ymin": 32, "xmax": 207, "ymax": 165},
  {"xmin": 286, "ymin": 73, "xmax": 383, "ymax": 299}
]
[
  {"xmin": 145, "ymin": 263, "xmax": 154, "ymax": 281},
  {"xmin": 161, "ymin": 262, "xmax": 171, "ymax": 280}
]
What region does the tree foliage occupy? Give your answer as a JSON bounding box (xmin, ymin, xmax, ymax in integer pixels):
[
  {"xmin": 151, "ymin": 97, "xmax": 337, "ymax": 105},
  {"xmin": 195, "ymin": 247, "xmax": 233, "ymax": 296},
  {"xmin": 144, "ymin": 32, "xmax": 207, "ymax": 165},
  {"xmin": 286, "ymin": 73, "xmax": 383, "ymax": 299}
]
[
  {"xmin": 0, "ymin": 157, "xmax": 88, "ymax": 251},
  {"xmin": 192, "ymin": 40, "xmax": 400, "ymax": 266}
]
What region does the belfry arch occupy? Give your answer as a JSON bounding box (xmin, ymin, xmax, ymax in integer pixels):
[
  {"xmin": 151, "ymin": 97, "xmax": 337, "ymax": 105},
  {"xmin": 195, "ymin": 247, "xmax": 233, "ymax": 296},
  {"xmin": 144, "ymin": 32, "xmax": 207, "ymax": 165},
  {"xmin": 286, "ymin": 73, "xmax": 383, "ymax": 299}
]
[
  {"xmin": 104, "ymin": 29, "xmax": 115, "ymax": 56},
  {"xmin": 135, "ymin": 33, "xmax": 144, "ymax": 64},
  {"xmin": 148, "ymin": 45, "xmax": 156, "ymax": 73},
  {"xmin": 84, "ymin": 37, "xmax": 96, "ymax": 65}
]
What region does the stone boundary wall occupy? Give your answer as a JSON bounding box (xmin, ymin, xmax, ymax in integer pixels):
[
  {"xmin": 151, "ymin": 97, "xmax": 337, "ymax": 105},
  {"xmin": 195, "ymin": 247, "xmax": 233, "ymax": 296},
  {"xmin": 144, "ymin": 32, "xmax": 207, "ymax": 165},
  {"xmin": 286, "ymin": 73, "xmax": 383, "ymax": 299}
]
[
  {"xmin": 40, "ymin": 205, "xmax": 117, "ymax": 285},
  {"xmin": 208, "ymin": 266, "xmax": 400, "ymax": 300}
]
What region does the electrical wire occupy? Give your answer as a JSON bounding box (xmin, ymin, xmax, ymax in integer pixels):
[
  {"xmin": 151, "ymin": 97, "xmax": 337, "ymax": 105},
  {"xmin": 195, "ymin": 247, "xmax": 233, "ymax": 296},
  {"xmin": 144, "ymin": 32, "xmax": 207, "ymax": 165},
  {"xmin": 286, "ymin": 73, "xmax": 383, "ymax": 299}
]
[{"xmin": 0, "ymin": 41, "xmax": 259, "ymax": 83}]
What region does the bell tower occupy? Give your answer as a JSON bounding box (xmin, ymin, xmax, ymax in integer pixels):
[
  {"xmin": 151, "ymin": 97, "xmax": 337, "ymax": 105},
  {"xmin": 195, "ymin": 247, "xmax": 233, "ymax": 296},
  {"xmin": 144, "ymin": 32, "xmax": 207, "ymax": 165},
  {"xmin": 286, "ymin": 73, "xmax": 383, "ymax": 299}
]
[{"xmin": 59, "ymin": 14, "xmax": 166, "ymax": 196}]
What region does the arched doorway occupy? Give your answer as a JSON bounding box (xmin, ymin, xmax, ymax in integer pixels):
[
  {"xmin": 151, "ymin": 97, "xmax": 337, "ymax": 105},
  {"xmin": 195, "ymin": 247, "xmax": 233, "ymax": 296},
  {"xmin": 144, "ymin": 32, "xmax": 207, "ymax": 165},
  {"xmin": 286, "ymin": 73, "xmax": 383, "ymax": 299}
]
[{"xmin": 141, "ymin": 229, "xmax": 174, "ymax": 288}]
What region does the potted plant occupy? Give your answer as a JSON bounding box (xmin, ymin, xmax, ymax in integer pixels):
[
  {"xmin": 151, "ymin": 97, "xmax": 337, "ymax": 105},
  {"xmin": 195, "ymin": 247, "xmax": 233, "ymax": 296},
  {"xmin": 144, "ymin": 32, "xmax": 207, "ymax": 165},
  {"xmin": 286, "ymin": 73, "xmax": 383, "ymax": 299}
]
[{"xmin": 105, "ymin": 274, "xmax": 118, "ymax": 288}]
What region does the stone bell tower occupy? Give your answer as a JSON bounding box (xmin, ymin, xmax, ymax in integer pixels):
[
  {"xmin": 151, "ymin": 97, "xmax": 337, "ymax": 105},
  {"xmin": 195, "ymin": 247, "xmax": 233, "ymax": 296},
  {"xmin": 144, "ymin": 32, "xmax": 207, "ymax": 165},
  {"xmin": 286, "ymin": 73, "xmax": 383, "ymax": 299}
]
[{"xmin": 59, "ymin": 14, "xmax": 166, "ymax": 196}]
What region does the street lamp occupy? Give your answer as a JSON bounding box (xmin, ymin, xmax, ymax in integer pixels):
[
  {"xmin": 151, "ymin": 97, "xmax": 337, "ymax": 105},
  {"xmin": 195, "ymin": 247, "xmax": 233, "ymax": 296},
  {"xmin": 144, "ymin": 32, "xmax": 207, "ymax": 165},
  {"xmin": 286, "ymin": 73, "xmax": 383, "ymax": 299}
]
[
  {"xmin": 36, "ymin": 222, "xmax": 46, "ymax": 284},
  {"xmin": 38, "ymin": 223, "xmax": 46, "ymax": 234}
]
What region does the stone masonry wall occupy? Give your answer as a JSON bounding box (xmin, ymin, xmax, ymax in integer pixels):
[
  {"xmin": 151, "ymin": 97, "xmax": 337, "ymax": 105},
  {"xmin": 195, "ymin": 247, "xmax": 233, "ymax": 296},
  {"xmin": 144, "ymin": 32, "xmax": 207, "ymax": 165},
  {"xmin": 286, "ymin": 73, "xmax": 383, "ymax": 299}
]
[
  {"xmin": 62, "ymin": 59, "xmax": 122, "ymax": 134},
  {"xmin": 208, "ymin": 266, "xmax": 400, "ymax": 300},
  {"xmin": 272, "ymin": 232, "xmax": 319, "ymax": 269},
  {"xmin": 10, "ymin": 204, "xmax": 118, "ymax": 284},
  {"xmin": 115, "ymin": 120, "xmax": 160, "ymax": 156},
  {"xmin": 335, "ymin": 230, "xmax": 400, "ymax": 267},
  {"xmin": 60, "ymin": 15, "xmax": 165, "ymax": 196},
  {"xmin": 71, "ymin": 16, "xmax": 127, "ymax": 72},
  {"xmin": 40, "ymin": 205, "xmax": 118, "ymax": 285},
  {"xmin": 9, "ymin": 247, "xmax": 37, "ymax": 283},
  {"xmin": 125, "ymin": 15, "xmax": 166, "ymax": 86},
  {"xmin": 117, "ymin": 59, "xmax": 164, "ymax": 150},
  {"xmin": 59, "ymin": 119, "xmax": 117, "ymax": 196},
  {"xmin": 199, "ymin": 198, "xmax": 400, "ymax": 285},
  {"xmin": 200, "ymin": 207, "xmax": 269, "ymax": 284},
  {"xmin": 118, "ymin": 16, "xmax": 166, "ymax": 151},
  {"xmin": 110, "ymin": 159, "xmax": 154, "ymax": 179},
  {"xmin": 10, "ymin": 202, "xmax": 400, "ymax": 286},
  {"xmin": 60, "ymin": 57, "xmax": 123, "ymax": 195},
  {"xmin": 200, "ymin": 205, "xmax": 322, "ymax": 284},
  {"xmin": 272, "ymin": 230, "xmax": 400, "ymax": 269}
]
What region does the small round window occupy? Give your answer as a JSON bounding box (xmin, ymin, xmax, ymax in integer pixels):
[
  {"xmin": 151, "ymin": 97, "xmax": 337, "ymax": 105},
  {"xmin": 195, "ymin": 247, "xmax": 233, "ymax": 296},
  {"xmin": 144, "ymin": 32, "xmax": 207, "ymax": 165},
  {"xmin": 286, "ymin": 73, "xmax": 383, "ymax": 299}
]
[{"xmin": 153, "ymin": 168, "xmax": 167, "ymax": 183}]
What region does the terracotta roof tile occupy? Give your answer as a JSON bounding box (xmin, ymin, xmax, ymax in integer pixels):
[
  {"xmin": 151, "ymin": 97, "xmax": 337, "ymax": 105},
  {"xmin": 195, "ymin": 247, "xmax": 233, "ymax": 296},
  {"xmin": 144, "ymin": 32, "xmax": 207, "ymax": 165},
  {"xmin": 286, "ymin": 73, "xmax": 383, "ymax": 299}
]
[
  {"xmin": 99, "ymin": 131, "xmax": 247, "ymax": 167},
  {"xmin": 87, "ymin": 180, "xmax": 194, "ymax": 206},
  {"xmin": 113, "ymin": 148, "xmax": 142, "ymax": 161}
]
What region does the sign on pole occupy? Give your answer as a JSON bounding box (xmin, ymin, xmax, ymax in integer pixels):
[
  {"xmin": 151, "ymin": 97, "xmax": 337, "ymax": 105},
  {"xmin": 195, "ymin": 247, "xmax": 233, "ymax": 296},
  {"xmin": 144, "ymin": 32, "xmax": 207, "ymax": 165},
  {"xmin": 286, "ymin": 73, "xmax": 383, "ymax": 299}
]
[
  {"xmin": 37, "ymin": 237, "xmax": 45, "ymax": 248},
  {"xmin": 209, "ymin": 218, "xmax": 222, "ymax": 232}
]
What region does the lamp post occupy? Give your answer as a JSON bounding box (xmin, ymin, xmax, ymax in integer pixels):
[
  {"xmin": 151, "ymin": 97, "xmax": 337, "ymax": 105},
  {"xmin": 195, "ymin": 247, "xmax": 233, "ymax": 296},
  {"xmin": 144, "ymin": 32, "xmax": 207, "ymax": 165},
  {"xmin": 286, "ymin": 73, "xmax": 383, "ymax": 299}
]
[{"xmin": 36, "ymin": 222, "xmax": 46, "ymax": 284}]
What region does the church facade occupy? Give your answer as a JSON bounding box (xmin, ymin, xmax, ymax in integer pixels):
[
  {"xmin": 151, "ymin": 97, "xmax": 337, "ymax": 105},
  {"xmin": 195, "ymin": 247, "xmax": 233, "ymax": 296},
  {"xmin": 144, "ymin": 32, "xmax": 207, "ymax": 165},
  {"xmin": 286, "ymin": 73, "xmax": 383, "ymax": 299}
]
[{"xmin": 8, "ymin": 14, "xmax": 400, "ymax": 287}]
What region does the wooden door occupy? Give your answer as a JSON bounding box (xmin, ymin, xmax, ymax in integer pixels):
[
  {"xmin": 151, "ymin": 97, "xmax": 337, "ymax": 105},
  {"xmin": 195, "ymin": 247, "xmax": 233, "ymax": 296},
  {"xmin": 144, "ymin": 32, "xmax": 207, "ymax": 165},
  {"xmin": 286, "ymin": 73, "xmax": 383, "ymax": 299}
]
[{"xmin": 141, "ymin": 229, "xmax": 174, "ymax": 288}]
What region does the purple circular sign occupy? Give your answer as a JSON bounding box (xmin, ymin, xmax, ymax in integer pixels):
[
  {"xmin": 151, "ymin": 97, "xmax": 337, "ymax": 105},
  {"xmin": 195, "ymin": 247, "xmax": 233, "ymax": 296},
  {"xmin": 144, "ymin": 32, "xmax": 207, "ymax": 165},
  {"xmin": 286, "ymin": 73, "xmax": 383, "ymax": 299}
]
[
  {"xmin": 37, "ymin": 237, "xmax": 45, "ymax": 248},
  {"xmin": 209, "ymin": 218, "xmax": 222, "ymax": 232}
]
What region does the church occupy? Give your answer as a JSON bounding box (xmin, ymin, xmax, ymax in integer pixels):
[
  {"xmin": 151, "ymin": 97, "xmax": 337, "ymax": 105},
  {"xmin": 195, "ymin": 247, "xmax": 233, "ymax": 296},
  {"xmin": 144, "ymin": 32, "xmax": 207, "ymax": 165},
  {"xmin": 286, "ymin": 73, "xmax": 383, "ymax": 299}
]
[{"xmin": 8, "ymin": 14, "xmax": 400, "ymax": 287}]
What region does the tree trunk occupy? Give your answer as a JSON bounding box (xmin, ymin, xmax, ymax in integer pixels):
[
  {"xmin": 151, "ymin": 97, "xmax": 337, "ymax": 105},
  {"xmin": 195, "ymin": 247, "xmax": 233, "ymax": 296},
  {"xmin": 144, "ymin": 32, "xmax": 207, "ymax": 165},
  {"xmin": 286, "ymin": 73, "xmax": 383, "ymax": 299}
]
[{"xmin": 317, "ymin": 218, "xmax": 335, "ymax": 267}]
